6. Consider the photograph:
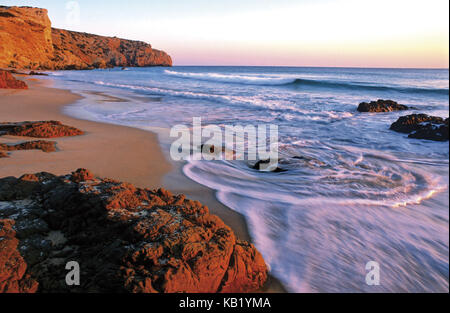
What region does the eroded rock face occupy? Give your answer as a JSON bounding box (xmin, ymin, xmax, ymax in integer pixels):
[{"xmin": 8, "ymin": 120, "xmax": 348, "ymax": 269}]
[
  {"xmin": 51, "ymin": 28, "xmax": 172, "ymax": 69},
  {"xmin": 0, "ymin": 169, "xmax": 268, "ymax": 293},
  {"xmin": 390, "ymin": 114, "xmax": 449, "ymax": 141},
  {"xmin": 357, "ymin": 99, "xmax": 408, "ymax": 113},
  {"xmin": 0, "ymin": 6, "xmax": 172, "ymax": 70},
  {"xmin": 0, "ymin": 219, "xmax": 39, "ymax": 293},
  {"xmin": 0, "ymin": 70, "xmax": 28, "ymax": 89},
  {"xmin": 0, "ymin": 6, "xmax": 54, "ymax": 70},
  {"xmin": 0, "ymin": 121, "xmax": 84, "ymax": 138}
]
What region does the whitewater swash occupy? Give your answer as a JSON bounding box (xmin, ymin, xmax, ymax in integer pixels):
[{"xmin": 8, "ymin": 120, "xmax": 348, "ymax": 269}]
[
  {"xmin": 169, "ymin": 117, "xmax": 279, "ymax": 169},
  {"xmin": 43, "ymin": 66, "xmax": 448, "ymax": 292}
]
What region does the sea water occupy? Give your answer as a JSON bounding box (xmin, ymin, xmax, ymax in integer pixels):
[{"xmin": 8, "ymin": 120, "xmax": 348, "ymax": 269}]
[{"xmin": 46, "ymin": 66, "xmax": 449, "ymax": 292}]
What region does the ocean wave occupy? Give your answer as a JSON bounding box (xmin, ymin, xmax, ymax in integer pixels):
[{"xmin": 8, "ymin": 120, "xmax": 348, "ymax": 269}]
[
  {"xmin": 289, "ymin": 78, "xmax": 449, "ymax": 95},
  {"xmin": 164, "ymin": 70, "xmax": 449, "ymax": 95},
  {"xmin": 165, "ymin": 70, "xmax": 298, "ymax": 85},
  {"xmin": 91, "ymin": 80, "xmax": 304, "ymax": 112}
]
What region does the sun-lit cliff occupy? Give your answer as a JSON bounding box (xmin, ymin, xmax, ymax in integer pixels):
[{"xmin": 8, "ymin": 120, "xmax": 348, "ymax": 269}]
[{"xmin": 0, "ymin": 6, "xmax": 172, "ymax": 70}]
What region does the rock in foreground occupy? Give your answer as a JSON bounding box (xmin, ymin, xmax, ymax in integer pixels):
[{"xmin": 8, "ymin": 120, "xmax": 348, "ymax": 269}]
[
  {"xmin": 390, "ymin": 114, "xmax": 449, "ymax": 141},
  {"xmin": 357, "ymin": 99, "xmax": 408, "ymax": 113},
  {"xmin": 0, "ymin": 70, "xmax": 28, "ymax": 89},
  {"xmin": 0, "ymin": 219, "xmax": 39, "ymax": 293},
  {"xmin": 0, "ymin": 169, "xmax": 268, "ymax": 293},
  {"xmin": 0, "ymin": 121, "xmax": 83, "ymax": 138}
]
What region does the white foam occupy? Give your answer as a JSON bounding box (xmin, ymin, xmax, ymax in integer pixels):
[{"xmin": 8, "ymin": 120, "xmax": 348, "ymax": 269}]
[{"xmin": 164, "ymin": 70, "xmax": 297, "ymax": 85}]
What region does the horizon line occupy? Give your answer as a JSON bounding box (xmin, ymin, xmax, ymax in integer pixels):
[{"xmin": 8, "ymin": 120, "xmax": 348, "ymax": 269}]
[{"xmin": 171, "ymin": 65, "xmax": 450, "ymax": 70}]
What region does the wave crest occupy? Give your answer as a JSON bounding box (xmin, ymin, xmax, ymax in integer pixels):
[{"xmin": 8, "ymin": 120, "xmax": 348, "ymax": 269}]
[{"xmin": 164, "ymin": 70, "xmax": 449, "ymax": 95}]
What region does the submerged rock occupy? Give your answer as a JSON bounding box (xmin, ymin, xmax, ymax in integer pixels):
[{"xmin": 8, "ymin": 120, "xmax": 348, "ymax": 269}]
[
  {"xmin": 252, "ymin": 159, "xmax": 286, "ymax": 173},
  {"xmin": 357, "ymin": 99, "xmax": 408, "ymax": 113},
  {"xmin": 0, "ymin": 169, "xmax": 268, "ymax": 293},
  {"xmin": 390, "ymin": 114, "xmax": 449, "ymax": 141},
  {"xmin": 0, "ymin": 70, "xmax": 28, "ymax": 89},
  {"xmin": 28, "ymin": 71, "xmax": 48, "ymax": 76},
  {"xmin": 0, "ymin": 121, "xmax": 83, "ymax": 138}
]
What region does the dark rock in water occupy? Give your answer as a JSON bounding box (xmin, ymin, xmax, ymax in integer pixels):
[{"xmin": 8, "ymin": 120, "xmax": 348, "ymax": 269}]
[
  {"xmin": 390, "ymin": 114, "xmax": 449, "ymax": 141},
  {"xmin": 252, "ymin": 159, "xmax": 286, "ymax": 172},
  {"xmin": 357, "ymin": 99, "xmax": 408, "ymax": 113},
  {"xmin": 0, "ymin": 169, "xmax": 268, "ymax": 293},
  {"xmin": 28, "ymin": 71, "xmax": 48, "ymax": 76}
]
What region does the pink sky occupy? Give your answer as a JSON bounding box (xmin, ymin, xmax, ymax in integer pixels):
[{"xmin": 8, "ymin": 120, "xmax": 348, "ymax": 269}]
[{"xmin": 7, "ymin": 0, "xmax": 448, "ymax": 67}]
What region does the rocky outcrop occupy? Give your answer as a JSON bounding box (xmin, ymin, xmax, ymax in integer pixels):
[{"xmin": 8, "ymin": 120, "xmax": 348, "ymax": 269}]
[
  {"xmin": 357, "ymin": 99, "xmax": 408, "ymax": 113},
  {"xmin": 0, "ymin": 6, "xmax": 172, "ymax": 70},
  {"xmin": 0, "ymin": 70, "xmax": 28, "ymax": 89},
  {"xmin": 0, "ymin": 169, "xmax": 268, "ymax": 293},
  {"xmin": 0, "ymin": 219, "xmax": 39, "ymax": 293},
  {"xmin": 0, "ymin": 121, "xmax": 84, "ymax": 138},
  {"xmin": 390, "ymin": 114, "xmax": 449, "ymax": 141},
  {"xmin": 0, "ymin": 140, "xmax": 57, "ymax": 158}
]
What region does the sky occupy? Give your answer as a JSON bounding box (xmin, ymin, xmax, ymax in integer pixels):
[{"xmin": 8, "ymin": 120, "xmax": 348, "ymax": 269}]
[{"xmin": 2, "ymin": 0, "xmax": 449, "ymax": 68}]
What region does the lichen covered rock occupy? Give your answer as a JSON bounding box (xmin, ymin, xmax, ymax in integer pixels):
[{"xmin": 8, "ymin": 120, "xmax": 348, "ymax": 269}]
[
  {"xmin": 0, "ymin": 140, "xmax": 57, "ymax": 156},
  {"xmin": 0, "ymin": 121, "xmax": 83, "ymax": 138},
  {"xmin": 0, "ymin": 169, "xmax": 268, "ymax": 293},
  {"xmin": 0, "ymin": 219, "xmax": 39, "ymax": 293}
]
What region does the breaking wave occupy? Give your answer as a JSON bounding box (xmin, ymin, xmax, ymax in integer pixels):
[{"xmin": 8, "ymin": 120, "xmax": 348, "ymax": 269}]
[{"xmin": 165, "ymin": 70, "xmax": 449, "ymax": 95}]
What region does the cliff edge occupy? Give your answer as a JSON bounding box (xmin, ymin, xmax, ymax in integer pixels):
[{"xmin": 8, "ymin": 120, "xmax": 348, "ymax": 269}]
[{"xmin": 0, "ymin": 6, "xmax": 172, "ymax": 70}]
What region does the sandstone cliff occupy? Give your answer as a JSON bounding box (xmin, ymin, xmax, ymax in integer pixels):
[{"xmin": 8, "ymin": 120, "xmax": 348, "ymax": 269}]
[{"xmin": 0, "ymin": 6, "xmax": 172, "ymax": 70}]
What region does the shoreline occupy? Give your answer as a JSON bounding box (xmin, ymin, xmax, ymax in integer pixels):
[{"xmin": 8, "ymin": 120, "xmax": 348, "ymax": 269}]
[{"xmin": 0, "ymin": 76, "xmax": 286, "ymax": 293}]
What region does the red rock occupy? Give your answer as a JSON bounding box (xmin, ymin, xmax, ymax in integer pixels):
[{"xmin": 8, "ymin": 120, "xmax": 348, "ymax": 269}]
[
  {"xmin": 0, "ymin": 220, "xmax": 39, "ymax": 293},
  {"xmin": 51, "ymin": 29, "xmax": 172, "ymax": 69},
  {"xmin": 0, "ymin": 140, "xmax": 57, "ymax": 154},
  {"xmin": 70, "ymin": 168, "xmax": 95, "ymax": 183},
  {"xmin": 0, "ymin": 6, "xmax": 172, "ymax": 70},
  {"xmin": 0, "ymin": 70, "xmax": 28, "ymax": 89},
  {"xmin": 0, "ymin": 169, "xmax": 268, "ymax": 293},
  {"xmin": 0, "ymin": 121, "xmax": 83, "ymax": 138}
]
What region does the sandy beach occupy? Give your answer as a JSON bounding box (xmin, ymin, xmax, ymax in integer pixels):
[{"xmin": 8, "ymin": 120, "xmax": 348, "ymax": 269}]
[
  {"xmin": 0, "ymin": 76, "xmax": 286, "ymax": 293},
  {"xmin": 0, "ymin": 78, "xmax": 171, "ymax": 188}
]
